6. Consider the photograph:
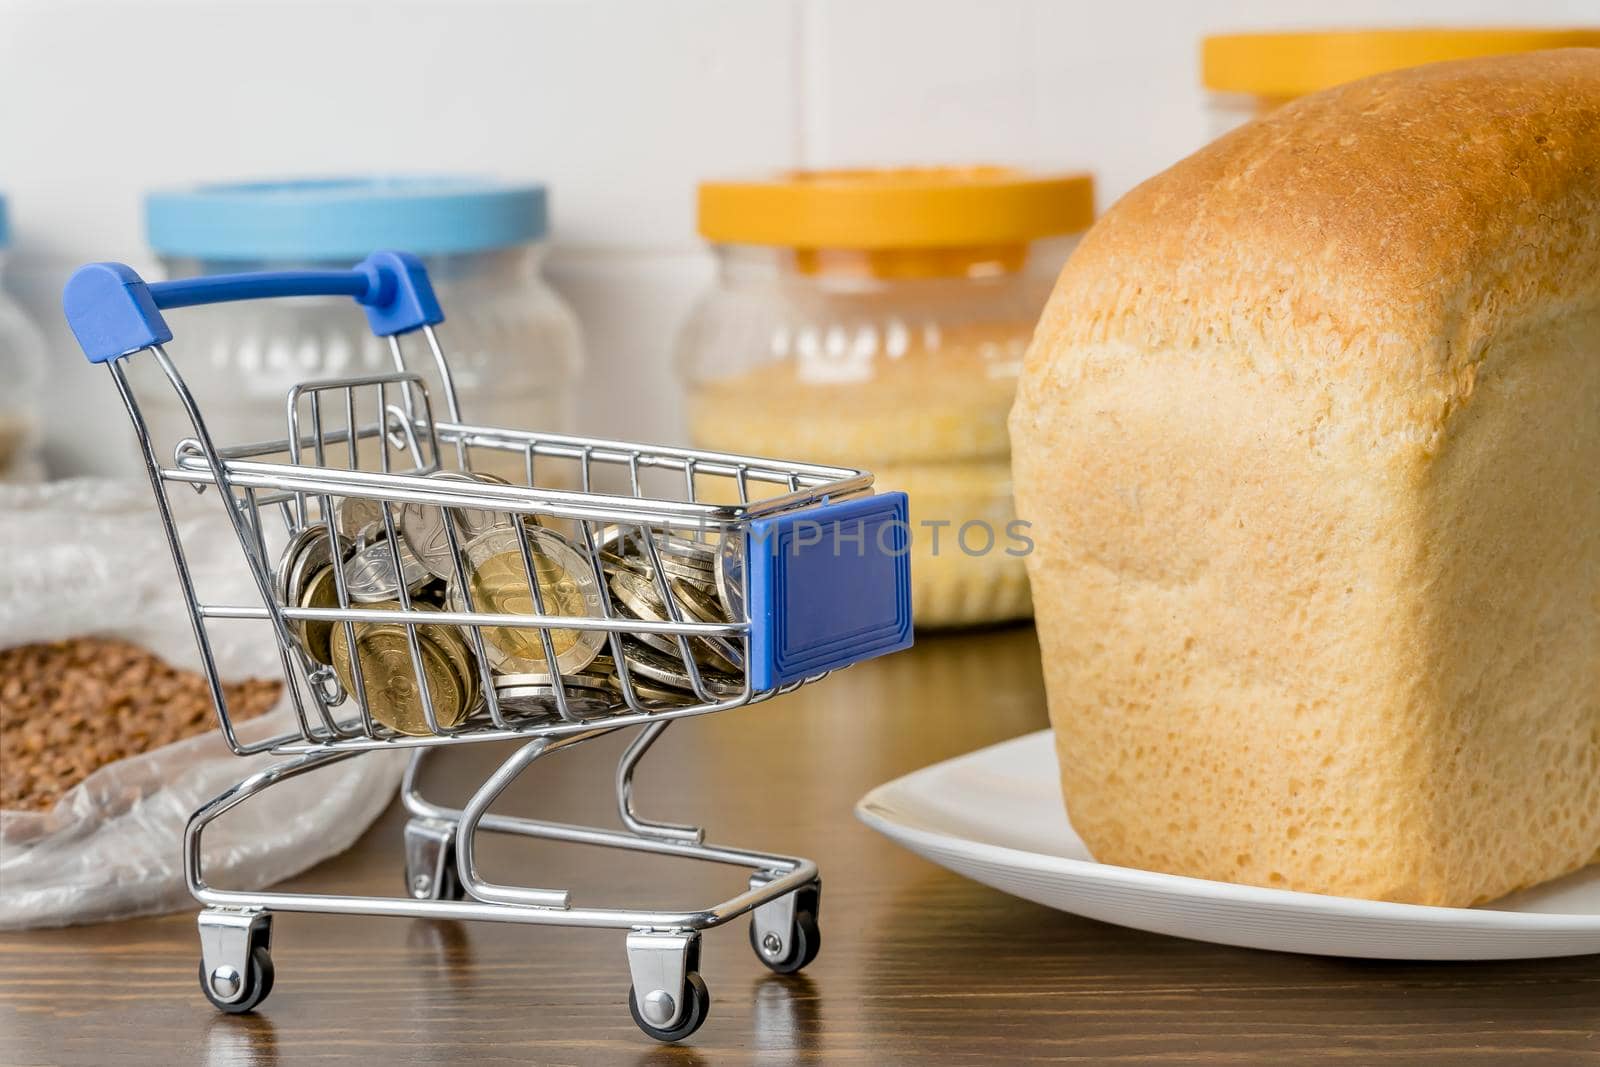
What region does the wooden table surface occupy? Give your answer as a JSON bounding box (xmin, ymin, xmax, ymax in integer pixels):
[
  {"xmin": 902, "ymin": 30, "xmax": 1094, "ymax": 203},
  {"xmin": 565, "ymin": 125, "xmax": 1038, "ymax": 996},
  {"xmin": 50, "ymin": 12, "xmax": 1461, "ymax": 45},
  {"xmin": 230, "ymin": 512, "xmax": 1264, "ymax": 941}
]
[{"xmin": 2, "ymin": 626, "xmax": 1596, "ymax": 1065}]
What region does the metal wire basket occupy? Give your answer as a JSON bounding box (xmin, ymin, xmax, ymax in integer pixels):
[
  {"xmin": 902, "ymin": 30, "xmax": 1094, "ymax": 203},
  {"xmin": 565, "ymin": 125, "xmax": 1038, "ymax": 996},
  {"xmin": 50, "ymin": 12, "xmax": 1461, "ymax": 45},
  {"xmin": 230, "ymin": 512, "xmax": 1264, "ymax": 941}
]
[{"xmin": 63, "ymin": 251, "xmax": 912, "ymax": 1042}]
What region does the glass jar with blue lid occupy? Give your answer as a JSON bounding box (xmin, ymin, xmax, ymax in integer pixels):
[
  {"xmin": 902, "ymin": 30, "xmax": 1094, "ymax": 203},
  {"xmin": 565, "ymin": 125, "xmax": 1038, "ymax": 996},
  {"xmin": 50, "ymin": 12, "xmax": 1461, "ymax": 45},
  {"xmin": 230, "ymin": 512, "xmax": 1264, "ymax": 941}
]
[
  {"xmin": 0, "ymin": 194, "xmax": 48, "ymax": 481},
  {"xmin": 142, "ymin": 177, "xmax": 582, "ymax": 473}
]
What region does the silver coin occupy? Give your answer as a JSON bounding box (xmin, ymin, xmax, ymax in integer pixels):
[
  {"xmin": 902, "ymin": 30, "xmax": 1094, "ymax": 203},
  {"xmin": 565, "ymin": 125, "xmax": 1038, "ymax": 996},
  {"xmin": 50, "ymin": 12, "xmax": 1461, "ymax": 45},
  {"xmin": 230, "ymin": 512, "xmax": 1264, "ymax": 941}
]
[
  {"xmin": 342, "ymin": 539, "xmax": 432, "ymax": 603},
  {"xmin": 600, "ymin": 527, "xmax": 717, "ymax": 579},
  {"xmin": 653, "ymin": 534, "xmax": 716, "ymax": 564},
  {"xmin": 583, "ymin": 524, "xmax": 633, "ymax": 562},
  {"xmin": 618, "ymin": 638, "xmax": 743, "ymax": 697},
  {"xmin": 277, "ymin": 526, "xmax": 361, "ymax": 665},
  {"xmin": 715, "ymin": 535, "xmax": 744, "ymax": 624},
  {"xmin": 596, "ymin": 523, "xmax": 642, "ymax": 551},
  {"xmin": 336, "ymin": 497, "xmax": 387, "ymax": 544},
  {"xmin": 497, "ymin": 688, "xmax": 613, "ymax": 718},
  {"xmin": 352, "ymin": 520, "xmax": 391, "ymax": 548},
  {"xmin": 658, "ymin": 554, "xmax": 714, "ymax": 584},
  {"xmin": 492, "ymin": 671, "xmax": 611, "ymax": 713},
  {"xmin": 399, "ymin": 471, "xmax": 515, "ymax": 580},
  {"xmin": 491, "ymin": 672, "xmax": 615, "ymax": 718},
  {"xmin": 276, "ymin": 525, "xmax": 337, "ymax": 611}
]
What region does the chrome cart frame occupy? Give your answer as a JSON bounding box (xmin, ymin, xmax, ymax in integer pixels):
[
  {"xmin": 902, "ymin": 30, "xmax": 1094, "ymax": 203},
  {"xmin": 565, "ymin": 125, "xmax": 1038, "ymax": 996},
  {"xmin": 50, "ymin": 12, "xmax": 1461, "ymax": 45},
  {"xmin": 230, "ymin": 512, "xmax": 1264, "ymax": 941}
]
[{"xmin": 63, "ymin": 253, "xmax": 911, "ymax": 1042}]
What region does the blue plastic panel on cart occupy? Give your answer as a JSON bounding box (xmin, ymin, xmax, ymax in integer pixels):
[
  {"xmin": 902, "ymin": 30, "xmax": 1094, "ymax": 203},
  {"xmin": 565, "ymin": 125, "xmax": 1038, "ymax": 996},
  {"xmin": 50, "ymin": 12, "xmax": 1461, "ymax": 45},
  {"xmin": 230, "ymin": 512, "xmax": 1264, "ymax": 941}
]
[{"xmin": 746, "ymin": 492, "xmax": 913, "ymax": 690}]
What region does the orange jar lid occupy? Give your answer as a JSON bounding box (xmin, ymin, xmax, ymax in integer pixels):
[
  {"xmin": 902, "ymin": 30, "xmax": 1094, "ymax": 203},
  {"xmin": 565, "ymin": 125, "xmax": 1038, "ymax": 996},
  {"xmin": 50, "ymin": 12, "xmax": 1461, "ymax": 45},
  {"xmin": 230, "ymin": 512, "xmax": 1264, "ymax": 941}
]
[
  {"xmin": 697, "ymin": 167, "xmax": 1095, "ymax": 250},
  {"xmin": 1203, "ymin": 27, "xmax": 1600, "ymax": 99}
]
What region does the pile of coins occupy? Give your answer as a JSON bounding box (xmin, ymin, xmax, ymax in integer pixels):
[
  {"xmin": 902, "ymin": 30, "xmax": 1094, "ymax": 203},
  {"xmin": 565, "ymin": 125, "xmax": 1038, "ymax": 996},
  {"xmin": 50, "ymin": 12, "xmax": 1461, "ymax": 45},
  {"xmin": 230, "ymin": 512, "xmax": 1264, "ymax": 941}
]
[{"xmin": 274, "ymin": 470, "xmax": 745, "ymax": 735}]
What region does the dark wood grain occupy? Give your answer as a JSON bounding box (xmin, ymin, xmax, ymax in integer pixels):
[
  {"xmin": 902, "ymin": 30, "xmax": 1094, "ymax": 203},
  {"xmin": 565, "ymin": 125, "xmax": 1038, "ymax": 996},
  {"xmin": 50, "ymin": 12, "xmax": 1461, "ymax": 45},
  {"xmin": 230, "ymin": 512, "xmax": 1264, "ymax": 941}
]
[{"xmin": 2, "ymin": 626, "xmax": 1596, "ymax": 1065}]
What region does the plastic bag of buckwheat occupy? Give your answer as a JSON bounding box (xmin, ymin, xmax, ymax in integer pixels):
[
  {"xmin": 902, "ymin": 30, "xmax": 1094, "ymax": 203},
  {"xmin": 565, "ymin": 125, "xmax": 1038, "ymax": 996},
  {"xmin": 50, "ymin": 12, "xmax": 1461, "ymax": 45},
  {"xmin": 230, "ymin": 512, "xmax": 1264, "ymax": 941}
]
[{"xmin": 0, "ymin": 479, "xmax": 405, "ymax": 930}]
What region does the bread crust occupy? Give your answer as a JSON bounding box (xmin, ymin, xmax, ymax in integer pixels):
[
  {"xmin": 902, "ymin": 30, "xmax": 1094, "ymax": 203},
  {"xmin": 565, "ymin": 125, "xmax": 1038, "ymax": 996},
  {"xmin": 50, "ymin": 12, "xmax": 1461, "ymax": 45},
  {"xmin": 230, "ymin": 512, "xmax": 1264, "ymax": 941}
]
[
  {"xmin": 1013, "ymin": 50, "xmax": 1600, "ymax": 906},
  {"xmin": 1020, "ymin": 48, "xmax": 1600, "ymax": 454}
]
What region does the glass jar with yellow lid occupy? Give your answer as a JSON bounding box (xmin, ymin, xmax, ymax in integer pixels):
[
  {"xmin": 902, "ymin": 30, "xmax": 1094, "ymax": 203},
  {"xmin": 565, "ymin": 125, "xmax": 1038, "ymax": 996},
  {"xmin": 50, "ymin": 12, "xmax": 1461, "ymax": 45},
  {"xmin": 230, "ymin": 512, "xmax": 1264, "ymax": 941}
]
[
  {"xmin": 1202, "ymin": 27, "xmax": 1600, "ymax": 137},
  {"xmin": 677, "ymin": 167, "xmax": 1094, "ymax": 628}
]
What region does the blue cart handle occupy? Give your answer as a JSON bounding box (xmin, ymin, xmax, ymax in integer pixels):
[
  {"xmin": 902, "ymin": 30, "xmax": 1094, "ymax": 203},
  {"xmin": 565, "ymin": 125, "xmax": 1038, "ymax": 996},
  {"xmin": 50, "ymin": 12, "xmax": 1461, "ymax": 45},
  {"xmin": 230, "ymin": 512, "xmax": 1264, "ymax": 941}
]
[{"xmin": 63, "ymin": 250, "xmax": 444, "ymax": 364}]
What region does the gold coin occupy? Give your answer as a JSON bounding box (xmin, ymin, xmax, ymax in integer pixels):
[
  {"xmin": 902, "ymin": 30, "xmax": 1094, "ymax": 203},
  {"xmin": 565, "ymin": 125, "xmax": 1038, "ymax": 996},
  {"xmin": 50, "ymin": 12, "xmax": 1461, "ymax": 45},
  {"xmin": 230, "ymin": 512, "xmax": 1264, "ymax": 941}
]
[
  {"xmin": 606, "ymin": 569, "xmax": 692, "ymax": 662},
  {"xmin": 668, "ymin": 577, "xmax": 742, "ymax": 671},
  {"xmin": 608, "ymin": 567, "xmax": 669, "ymax": 622},
  {"xmin": 603, "ymin": 670, "xmax": 697, "ymax": 708},
  {"xmin": 609, "ymin": 569, "xmax": 740, "ymax": 672},
  {"xmin": 670, "ymin": 576, "xmax": 731, "ymax": 626},
  {"xmin": 617, "ymin": 637, "xmax": 743, "ymax": 698},
  {"xmin": 277, "ymin": 527, "xmax": 343, "ymax": 665},
  {"xmin": 296, "ymin": 565, "xmax": 342, "ymax": 666},
  {"xmin": 398, "ymin": 604, "xmax": 479, "ymax": 713},
  {"xmin": 430, "ymin": 622, "xmax": 482, "ymax": 716},
  {"xmin": 275, "ymin": 526, "xmax": 334, "ymax": 610},
  {"xmin": 329, "ymin": 603, "xmax": 469, "ymax": 736},
  {"xmin": 447, "ymin": 526, "xmax": 604, "ymax": 674},
  {"xmin": 598, "ymin": 546, "xmax": 648, "ymax": 578}
]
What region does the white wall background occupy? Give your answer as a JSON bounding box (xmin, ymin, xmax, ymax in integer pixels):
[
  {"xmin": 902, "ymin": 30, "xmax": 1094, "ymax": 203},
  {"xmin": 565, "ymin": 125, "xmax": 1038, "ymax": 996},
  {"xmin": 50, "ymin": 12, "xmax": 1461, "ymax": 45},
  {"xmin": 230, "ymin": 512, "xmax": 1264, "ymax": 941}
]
[{"xmin": 2, "ymin": 0, "xmax": 1592, "ymax": 476}]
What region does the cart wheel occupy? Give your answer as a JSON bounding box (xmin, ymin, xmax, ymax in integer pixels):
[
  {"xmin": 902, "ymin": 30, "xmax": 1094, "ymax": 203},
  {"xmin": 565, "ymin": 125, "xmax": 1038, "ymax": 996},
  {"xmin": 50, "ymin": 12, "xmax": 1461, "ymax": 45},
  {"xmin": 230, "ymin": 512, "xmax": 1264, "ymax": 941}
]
[
  {"xmin": 407, "ymin": 851, "xmax": 467, "ymax": 901},
  {"xmin": 750, "ymin": 880, "xmax": 822, "ymax": 975},
  {"xmin": 199, "ymin": 944, "xmax": 274, "ymax": 1014},
  {"xmin": 627, "ymin": 972, "xmax": 710, "ymax": 1043},
  {"xmin": 405, "ymin": 819, "xmax": 468, "ymax": 901},
  {"xmin": 750, "ymin": 908, "xmax": 821, "ymax": 975},
  {"xmin": 436, "ymin": 861, "xmax": 468, "ymax": 902}
]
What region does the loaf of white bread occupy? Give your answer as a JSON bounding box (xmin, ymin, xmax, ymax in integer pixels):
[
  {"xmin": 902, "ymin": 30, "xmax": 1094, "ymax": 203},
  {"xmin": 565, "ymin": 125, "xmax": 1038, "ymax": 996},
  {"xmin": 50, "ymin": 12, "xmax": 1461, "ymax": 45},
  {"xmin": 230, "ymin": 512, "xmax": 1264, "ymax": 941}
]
[{"xmin": 1011, "ymin": 50, "xmax": 1599, "ymax": 907}]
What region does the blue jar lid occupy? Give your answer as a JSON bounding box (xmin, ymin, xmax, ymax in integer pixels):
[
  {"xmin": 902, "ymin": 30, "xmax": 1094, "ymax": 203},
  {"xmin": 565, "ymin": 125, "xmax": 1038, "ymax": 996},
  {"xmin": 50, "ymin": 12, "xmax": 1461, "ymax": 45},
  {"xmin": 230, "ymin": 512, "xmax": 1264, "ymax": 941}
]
[{"xmin": 146, "ymin": 177, "xmax": 547, "ymax": 260}]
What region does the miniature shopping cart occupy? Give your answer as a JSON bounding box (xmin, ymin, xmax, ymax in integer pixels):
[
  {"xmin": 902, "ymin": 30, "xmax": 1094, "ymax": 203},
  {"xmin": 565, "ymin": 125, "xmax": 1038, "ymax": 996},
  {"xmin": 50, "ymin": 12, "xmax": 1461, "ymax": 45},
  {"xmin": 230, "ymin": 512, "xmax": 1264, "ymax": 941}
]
[{"xmin": 63, "ymin": 251, "xmax": 912, "ymax": 1043}]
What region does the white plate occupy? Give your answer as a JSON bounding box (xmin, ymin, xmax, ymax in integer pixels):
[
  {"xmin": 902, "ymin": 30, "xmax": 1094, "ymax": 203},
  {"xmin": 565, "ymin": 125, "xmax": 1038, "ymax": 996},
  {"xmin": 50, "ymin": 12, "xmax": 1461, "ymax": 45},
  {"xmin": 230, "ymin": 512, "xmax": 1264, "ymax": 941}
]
[{"xmin": 857, "ymin": 730, "xmax": 1600, "ymax": 960}]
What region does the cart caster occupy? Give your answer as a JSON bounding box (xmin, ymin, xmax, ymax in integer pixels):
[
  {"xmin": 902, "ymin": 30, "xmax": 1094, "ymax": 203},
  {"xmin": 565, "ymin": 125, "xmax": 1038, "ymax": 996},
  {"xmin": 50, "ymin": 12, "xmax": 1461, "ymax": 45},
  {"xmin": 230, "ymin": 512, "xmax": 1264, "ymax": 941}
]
[
  {"xmin": 750, "ymin": 908, "xmax": 820, "ymax": 975},
  {"xmin": 628, "ymin": 972, "xmax": 710, "ymax": 1043},
  {"xmin": 749, "ymin": 876, "xmax": 822, "ymax": 975},
  {"xmin": 625, "ymin": 929, "xmax": 708, "ymax": 1043},
  {"xmin": 199, "ymin": 945, "xmax": 274, "ymax": 1014},
  {"xmin": 197, "ymin": 909, "xmax": 274, "ymax": 1014},
  {"xmin": 405, "ymin": 818, "xmax": 467, "ymax": 901}
]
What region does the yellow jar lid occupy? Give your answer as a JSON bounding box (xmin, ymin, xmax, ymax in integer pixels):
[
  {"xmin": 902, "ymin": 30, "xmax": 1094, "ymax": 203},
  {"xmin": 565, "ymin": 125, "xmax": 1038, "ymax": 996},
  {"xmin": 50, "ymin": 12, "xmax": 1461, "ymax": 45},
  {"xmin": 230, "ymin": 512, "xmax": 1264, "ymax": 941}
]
[
  {"xmin": 1203, "ymin": 27, "xmax": 1600, "ymax": 99},
  {"xmin": 698, "ymin": 167, "xmax": 1095, "ymax": 249}
]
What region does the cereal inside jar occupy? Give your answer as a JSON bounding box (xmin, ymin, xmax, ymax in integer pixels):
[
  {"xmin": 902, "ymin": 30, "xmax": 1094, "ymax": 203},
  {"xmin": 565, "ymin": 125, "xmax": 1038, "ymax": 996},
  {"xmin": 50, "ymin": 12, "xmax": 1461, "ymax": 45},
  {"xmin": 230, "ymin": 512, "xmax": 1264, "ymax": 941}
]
[
  {"xmin": 0, "ymin": 195, "xmax": 47, "ymax": 483},
  {"xmin": 677, "ymin": 168, "xmax": 1093, "ymax": 628}
]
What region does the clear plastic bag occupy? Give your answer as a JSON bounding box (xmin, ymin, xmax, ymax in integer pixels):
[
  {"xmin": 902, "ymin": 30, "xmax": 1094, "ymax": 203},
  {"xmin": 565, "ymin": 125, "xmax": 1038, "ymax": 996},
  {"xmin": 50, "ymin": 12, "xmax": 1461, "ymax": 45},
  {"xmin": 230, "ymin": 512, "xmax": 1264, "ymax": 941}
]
[{"xmin": 0, "ymin": 479, "xmax": 405, "ymax": 930}]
